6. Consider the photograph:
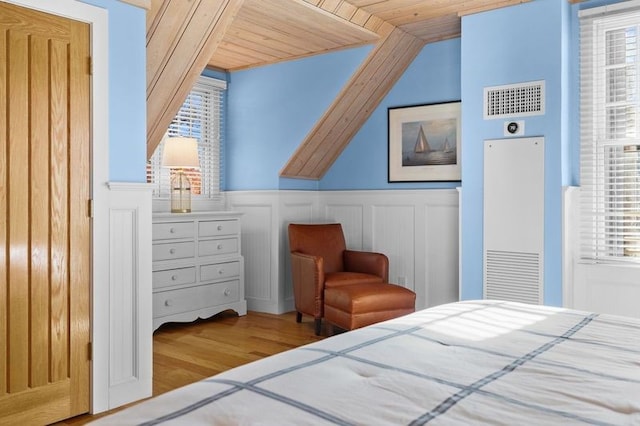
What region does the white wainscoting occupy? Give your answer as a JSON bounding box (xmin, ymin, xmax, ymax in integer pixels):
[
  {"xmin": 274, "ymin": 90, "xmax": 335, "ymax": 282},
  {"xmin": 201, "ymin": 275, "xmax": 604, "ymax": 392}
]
[
  {"xmin": 100, "ymin": 183, "xmax": 153, "ymax": 409},
  {"xmin": 227, "ymin": 189, "xmax": 459, "ymax": 314},
  {"xmin": 563, "ymin": 186, "xmax": 640, "ymax": 319},
  {"xmin": 571, "ymin": 263, "xmax": 640, "ymax": 318}
]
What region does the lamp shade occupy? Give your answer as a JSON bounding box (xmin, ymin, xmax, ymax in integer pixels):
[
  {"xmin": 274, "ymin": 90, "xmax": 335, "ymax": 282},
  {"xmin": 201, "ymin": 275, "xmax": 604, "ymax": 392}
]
[{"xmin": 162, "ymin": 137, "xmax": 200, "ymax": 168}]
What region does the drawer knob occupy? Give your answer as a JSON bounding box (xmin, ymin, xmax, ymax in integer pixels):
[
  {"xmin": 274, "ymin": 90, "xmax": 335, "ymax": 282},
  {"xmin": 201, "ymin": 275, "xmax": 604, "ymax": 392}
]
[
  {"xmin": 169, "ymin": 248, "xmax": 176, "ymax": 254},
  {"xmin": 164, "ymin": 299, "xmax": 172, "ymax": 307},
  {"xmin": 217, "ymin": 244, "xmax": 223, "ymax": 250},
  {"xmin": 223, "ymin": 288, "xmax": 231, "ymax": 296},
  {"xmin": 217, "ymin": 225, "xmax": 223, "ymax": 231},
  {"xmin": 218, "ymin": 269, "xmax": 224, "ymax": 275},
  {"xmin": 171, "ymin": 275, "xmax": 178, "ymax": 281},
  {"xmin": 169, "ymin": 227, "xmax": 175, "ymax": 233}
]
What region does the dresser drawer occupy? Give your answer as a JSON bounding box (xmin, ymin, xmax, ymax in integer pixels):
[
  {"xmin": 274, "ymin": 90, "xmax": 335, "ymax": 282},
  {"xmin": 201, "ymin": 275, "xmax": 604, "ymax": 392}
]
[
  {"xmin": 153, "ymin": 221, "xmax": 194, "ymax": 240},
  {"xmin": 200, "ymin": 261, "xmax": 240, "ymax": 282},
  {"xmin": 153, "ymin": 266, "xmax": 196, "ymax": 290},
  {"xmin": 199, "ymin": 238, "xmax": 238, "ymax": 257},
  {"xmin": 153, "ymin": 280, "xmax": 240, "ymax": 317},
  {"xmin": 199, "ymin": 220, "xmax": 239, "ymax": 237},
  {"xmin": 153, "ymin": 241, "xmax": 195, "ymax": 261}
]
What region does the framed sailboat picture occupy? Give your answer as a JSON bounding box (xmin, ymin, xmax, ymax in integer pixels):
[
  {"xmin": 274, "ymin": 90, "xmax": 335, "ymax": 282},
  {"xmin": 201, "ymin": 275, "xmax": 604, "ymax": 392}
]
[{"xmin": 388, "ymin": 101, "xmax": 461, "ymax": 182}]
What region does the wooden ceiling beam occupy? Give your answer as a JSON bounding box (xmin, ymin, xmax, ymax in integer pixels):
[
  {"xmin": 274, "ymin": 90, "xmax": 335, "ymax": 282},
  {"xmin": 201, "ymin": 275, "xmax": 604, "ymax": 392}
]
[
  {"xmin": 280, "ymin": 23, "xmax": 425, "ymax": 179},
  {"xmin": 146, "ymin": 0, "xmax": 245, "ymax": 158}
]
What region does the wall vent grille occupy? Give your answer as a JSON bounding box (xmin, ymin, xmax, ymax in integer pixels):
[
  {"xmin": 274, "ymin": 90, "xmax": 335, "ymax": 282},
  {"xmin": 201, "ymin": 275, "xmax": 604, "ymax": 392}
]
[
  {"xmin": 484, "ymin": 250, "xmax": 541, "ymax": 304},
  {"xmin": 484, "ymin": 80, "xmax": 545, "ymax": 119}
]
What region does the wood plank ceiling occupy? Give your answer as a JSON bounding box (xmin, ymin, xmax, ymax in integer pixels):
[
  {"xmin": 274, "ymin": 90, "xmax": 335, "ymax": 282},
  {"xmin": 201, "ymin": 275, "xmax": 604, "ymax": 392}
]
[
  {"xmin": 208, "ymin": 0, "xmax": 530, "ymax": 71},
  {"xmin": 146, "ymin": 0, "xmax": 531, "ymax": 178}
]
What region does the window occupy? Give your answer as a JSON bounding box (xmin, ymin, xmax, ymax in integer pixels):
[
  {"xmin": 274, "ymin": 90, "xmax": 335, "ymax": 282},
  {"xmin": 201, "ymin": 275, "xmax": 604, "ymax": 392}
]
[
  {"xmin": 147, "ymin": 75, "xmax": 226, "ymax": 202},
  {"xmin": 580, "ymin": 3, "xmax": 640, "ymax": 263}
]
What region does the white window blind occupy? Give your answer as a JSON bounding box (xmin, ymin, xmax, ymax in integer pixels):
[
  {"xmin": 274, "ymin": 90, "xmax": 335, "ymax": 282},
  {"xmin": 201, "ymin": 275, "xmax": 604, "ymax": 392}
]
[
  {"xmin": 580, "ymin": 5, "xmax": 640, "ymax": 263},
  {"xmin": 147, "ymin": 75, "xmax": 226, "ymax": 200}
]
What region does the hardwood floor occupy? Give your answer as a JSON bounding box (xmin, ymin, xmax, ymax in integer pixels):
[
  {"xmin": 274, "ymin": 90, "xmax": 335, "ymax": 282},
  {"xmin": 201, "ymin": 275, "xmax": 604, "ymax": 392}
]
[{"xmin": 55, "ymin": 310, "xmax": 325, "ymax": 425}]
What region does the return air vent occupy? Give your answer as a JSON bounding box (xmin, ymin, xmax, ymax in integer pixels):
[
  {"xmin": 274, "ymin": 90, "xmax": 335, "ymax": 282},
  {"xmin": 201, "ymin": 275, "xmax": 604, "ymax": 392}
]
[
  {"xmin": 484, "ymin": 80, "xmax": 545, "ymax": 119},
  {"xmin": 485, "ymin": 250, "xmax": 541, "ymax": 304}
]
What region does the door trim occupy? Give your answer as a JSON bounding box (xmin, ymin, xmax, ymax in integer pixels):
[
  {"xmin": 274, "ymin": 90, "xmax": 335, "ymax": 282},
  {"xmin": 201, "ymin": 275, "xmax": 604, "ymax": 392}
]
[{"xmin": 3, "ymin": 0, "xmax": 110, "ymax": 414}]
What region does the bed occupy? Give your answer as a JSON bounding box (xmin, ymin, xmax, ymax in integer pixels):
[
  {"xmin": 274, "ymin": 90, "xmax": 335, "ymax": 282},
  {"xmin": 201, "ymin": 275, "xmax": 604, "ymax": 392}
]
[{"xmin": 91, "ymin": 300, "xmax": 640, "ymax": 425}]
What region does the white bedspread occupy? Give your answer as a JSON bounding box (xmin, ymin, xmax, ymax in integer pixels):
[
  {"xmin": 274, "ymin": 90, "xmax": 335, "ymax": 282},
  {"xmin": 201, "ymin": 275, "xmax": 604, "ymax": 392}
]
[{"xmin": 91, "ymin": 300, "xmax": 640, "ymax": 425}]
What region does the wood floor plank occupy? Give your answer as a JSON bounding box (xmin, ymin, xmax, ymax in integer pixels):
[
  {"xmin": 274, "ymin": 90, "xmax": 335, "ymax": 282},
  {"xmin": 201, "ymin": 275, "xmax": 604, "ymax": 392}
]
[{"xmin": 54, "ymin": 310, "xmax": 324, "ymax": 425}]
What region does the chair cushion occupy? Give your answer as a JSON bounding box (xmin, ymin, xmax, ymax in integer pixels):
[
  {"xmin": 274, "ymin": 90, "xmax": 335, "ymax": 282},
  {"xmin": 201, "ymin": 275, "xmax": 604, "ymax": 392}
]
[
  {"xmin": 324, "ymin": 272, "xmax": 383, "ymax": 287},
  {"xmin": 325, "ymin": 283, "xmax": 415, "ymax": 312}
]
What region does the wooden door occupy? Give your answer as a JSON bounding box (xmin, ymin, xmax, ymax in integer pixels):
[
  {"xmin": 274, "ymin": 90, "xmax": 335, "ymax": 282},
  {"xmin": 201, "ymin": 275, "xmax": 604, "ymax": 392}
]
[{"xmin": 0, "ymin": 3, "xmax": 91, "ymax": 424}]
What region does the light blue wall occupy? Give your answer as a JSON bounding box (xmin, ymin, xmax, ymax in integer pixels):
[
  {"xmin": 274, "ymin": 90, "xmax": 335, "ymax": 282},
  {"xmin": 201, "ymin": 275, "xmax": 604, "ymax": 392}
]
[
  {"xmin": 460, "ymin": 0, "xmax": 570, "ymax": 305},
  {"xmin": 321, "ymin": 39, "xmax": 461, "ymax": 190},
  {"xmin": 81, "ymin": 0, "xmax": 147, "ymax": 182},
  {"xmin": 226, "ymin": 39, "xmax": 462, "ymax": 191},
  {"xmin": 226, "ymin": 46, "xmax": 372, "ymax": 190}
]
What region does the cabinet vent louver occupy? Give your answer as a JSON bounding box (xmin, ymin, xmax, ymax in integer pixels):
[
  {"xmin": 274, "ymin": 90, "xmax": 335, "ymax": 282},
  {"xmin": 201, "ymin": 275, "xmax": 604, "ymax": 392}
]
[
  {"xmin": 484, "ymin": 80, "xmax": 545, "ymax": 119},
  {"xmin": 485, "ymin": 250, "xmax": 541, "ymax": 304}
]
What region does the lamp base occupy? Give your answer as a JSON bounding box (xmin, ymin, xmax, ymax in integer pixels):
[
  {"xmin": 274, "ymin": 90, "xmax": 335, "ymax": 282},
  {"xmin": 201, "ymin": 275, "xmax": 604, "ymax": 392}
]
[{"xmin": 170, "ymin": 170, "xmax": 192, "ymax": 213}]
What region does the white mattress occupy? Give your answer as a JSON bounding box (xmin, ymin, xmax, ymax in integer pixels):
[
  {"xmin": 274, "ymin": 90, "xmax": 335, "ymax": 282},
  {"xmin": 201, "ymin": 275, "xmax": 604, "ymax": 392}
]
[{"xmin": 91, "ymin": 300, "xmax": 640, "ymax": 425}]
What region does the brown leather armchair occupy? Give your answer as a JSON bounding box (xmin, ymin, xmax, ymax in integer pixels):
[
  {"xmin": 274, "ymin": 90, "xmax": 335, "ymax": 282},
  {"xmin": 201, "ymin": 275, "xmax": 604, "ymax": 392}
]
[{"xmin": 288, "ymin": 223, "xmax": 389, "ymax": 335}]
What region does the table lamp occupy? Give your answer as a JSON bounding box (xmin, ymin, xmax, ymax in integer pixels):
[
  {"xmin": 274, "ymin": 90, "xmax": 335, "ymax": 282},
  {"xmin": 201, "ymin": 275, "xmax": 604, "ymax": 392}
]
[{"xmin": 162, "ymin": 137, "xmax": 200, "ymax": 213}]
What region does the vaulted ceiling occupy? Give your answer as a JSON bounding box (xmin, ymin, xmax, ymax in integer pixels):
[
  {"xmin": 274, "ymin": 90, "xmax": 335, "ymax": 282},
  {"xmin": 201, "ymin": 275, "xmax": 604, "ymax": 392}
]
[
  {"xmin": 144, "ymin": 0, "xmax": 533, "ymax": 179},
  {"xmin": 204, "ymin": 0, "xmax": 531, "ymax": 71}
]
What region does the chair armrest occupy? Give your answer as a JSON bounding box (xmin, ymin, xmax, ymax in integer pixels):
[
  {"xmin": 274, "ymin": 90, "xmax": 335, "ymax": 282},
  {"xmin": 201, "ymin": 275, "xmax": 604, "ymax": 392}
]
[
  {"xmin": 343, "ymin": 250, "xmax": 389, "ymax": 282},
  {"xmin": 290, "ymin": 251, "xmax": 325, "ymax": 318}
]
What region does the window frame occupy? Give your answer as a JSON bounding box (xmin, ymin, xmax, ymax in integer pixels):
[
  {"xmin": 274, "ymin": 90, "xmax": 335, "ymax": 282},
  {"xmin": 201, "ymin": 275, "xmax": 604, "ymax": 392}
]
[
  {"xmin": 147, "ymin": 75, "xmax": 226, "ymax": 209},
  {"xmin": 580, "ymin": 4, "xmax": 640, "ymax": 264}
]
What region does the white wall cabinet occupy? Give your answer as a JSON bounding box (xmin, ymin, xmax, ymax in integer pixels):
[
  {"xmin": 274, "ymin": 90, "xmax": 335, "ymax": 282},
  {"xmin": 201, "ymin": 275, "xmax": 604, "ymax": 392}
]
[{"xmin": 152, "ymin": 211, "xmax": 247, "ymax": 330}]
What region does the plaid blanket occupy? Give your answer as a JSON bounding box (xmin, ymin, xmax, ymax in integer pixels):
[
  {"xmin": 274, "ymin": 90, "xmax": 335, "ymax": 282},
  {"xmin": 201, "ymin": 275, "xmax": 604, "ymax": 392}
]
[{"xmin": 92, "ymin": 300, "xmax": 640, "ymax": 425}]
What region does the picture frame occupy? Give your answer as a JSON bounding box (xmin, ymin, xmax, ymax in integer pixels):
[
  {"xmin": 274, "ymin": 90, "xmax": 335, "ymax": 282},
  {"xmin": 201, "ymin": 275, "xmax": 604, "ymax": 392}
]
[{"xmin": 388, "ymin": 101, "xmax": 461, "ymax": 182}]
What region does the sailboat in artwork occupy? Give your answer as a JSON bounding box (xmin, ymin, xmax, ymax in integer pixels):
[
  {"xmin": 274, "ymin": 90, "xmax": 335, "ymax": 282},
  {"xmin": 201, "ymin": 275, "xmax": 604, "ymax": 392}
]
[
  {"xmin": 414, "ymin": 125, "xmax": 431, "ymax": 153},
  {"xmin": 443, "ymin": 137, "xmax": 453, "ymax": 153}
]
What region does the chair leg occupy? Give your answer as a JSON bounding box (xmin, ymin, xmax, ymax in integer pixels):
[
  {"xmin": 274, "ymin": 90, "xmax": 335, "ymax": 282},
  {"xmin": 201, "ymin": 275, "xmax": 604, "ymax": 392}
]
[
  {"xmin": 296, "ymin": 312, "xmax": 302, "ymax": 323},
  {"xmin": 314, "ymin": 318, "xmax": 322, "ymax": 336}
]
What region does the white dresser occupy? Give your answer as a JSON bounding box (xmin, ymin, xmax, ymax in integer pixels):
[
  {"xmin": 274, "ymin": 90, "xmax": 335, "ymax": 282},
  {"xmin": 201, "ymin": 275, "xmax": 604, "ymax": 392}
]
[{"xmin": 152, "ymin": 211, "xmax": 247, "ymax": 331}]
